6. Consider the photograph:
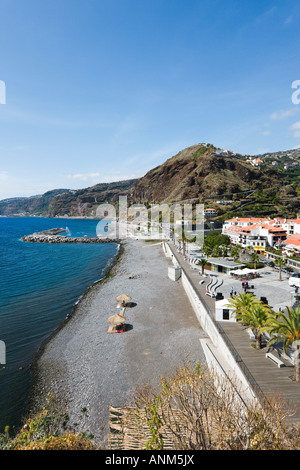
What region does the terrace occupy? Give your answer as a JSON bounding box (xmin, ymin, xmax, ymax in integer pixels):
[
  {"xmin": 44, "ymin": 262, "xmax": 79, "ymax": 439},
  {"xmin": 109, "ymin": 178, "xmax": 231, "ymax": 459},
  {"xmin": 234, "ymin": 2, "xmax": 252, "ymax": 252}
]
[{"xmin": 167, "ymin": 242, "xmax": 300, "ymax": 425}]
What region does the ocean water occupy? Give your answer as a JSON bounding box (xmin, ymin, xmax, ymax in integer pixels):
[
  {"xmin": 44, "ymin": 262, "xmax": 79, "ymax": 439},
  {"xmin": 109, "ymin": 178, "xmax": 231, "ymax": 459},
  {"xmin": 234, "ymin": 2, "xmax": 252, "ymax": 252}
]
[{"xmin": 0, "ymin": 217, "xmax": 118, "ymax": 434}]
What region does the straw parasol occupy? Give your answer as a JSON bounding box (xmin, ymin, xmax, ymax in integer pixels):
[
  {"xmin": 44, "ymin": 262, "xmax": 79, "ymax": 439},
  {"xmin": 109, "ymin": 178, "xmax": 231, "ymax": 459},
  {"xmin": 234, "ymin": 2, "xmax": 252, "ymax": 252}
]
[
  {"xmin": 108, "ymin": 313, "xmax": 126, "ymax": 325},
  {"xmin": 116, "ymin": 294, "xmax": 132, "ymax": 303}
]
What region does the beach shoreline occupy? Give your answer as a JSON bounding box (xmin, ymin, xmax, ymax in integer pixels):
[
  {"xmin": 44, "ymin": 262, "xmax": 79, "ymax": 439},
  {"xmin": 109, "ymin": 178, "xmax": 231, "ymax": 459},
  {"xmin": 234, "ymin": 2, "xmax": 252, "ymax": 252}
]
[
  {"xmin": 26, "ymin": 239, "xmax": 208, "ymax": 447},
  {"xmin": 28, "ymin": 242, "xmax": 124, "ymax": 368}
]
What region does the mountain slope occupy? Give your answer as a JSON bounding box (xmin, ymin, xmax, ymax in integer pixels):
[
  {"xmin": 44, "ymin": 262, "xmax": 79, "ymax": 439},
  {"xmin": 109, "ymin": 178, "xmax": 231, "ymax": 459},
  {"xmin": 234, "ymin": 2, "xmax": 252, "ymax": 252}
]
[
  {"xmin": 0, "ymin": 189, "xmax": 70, "ymax": 217},
  {"xmin": 0, "ymin": 143, "xmax": 299, "ymax": 218},
  {"xmin": 131, "ymin": 143, "xmax": 282, "ymax": 204},
  {"xmin": 0, "ymin": 180, "xmax": 137, "ymax": 217},
  {"xmin": 48, "ymin": 179, "xmax": 137, "ymax": 217}
]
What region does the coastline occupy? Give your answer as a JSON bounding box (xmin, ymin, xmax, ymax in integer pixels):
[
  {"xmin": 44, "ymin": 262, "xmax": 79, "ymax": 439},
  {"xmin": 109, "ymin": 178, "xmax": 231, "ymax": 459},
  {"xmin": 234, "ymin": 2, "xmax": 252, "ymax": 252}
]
[
  {"xmin": 26, "ymin": 239, "xmax": 208, "ymax": 447},
  {"xmin": 28, "ymin": 241, "xmax": 124, "ymax": 367}
]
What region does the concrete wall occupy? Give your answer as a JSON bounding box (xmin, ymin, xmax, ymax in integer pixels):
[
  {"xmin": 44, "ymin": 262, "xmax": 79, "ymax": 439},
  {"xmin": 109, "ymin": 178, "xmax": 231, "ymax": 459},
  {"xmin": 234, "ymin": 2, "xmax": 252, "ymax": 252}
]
[
  {"xmin": 181, "ymin": 271, "xmax": 258, "ymax": 405},
  {"xmin": 199, "ymin": 338, "xmax": 251, "ymax": 410},
  {"xmin": 163, "ymin": 242, "xmax": 179, "ymax": 268},
  {"xmin": 162, "ymin": 241, "xmax": 260, "ymax": 406}
]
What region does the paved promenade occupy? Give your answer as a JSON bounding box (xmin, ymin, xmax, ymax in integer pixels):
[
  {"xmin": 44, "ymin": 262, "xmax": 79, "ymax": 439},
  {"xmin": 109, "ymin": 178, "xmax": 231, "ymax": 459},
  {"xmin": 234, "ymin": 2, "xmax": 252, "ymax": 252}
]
[{"xmin": 168, "ymin": 242, "xmax": 300, "ymax": 426}]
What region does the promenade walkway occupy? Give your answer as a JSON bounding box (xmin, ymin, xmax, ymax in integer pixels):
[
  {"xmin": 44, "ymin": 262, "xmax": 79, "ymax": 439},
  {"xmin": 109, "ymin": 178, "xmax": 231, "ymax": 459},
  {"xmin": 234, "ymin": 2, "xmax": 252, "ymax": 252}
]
[{"xmin": 168, "ymin": 242, "xmax": 300, "ymax": 426}]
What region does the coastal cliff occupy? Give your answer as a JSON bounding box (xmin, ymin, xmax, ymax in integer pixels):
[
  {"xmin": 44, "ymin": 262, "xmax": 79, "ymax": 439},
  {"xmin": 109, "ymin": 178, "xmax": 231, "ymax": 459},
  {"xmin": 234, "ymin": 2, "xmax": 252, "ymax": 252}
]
[{"xmin": 0, "ymin": 180, "xmax": 137, "ymax": 218}]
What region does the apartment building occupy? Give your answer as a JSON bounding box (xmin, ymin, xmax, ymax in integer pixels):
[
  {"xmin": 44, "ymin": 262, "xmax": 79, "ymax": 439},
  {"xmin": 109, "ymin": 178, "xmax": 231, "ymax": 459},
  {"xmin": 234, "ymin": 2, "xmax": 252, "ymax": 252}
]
[
  {"xmin": 283, "ymin": 234, "xmax": 300, "ymax": 255},
  {"xmin": 222, "ymin": 216, "xmax": 300, "ymax": 251}
]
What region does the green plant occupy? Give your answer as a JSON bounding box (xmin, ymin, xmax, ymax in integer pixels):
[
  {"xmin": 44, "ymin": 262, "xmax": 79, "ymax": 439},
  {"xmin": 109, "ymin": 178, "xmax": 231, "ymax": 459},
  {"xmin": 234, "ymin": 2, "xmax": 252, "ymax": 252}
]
[
  {"xmin": 231, "ymin": 244, "xmax": 243, "ymax": 260},
  {"xmin": 246, "ymin": 262, "xmax": 264, "ymax": 269},
  {"xmin": 145, "ymin": 400, "xmax": 164, "ymax": 450},
  {"xmin": 262, "ymin": 307, "xmax": 300, "ymax": 382},
  {"xmin": 251, "ymin": 253, "xmax": 260, "ymax": 270},
  {"xmin": 202, "ymin": 230, "xmax": 231, "ymax": 256},
  {"xmin": 227, "ymin": 292, "xmax": 259, "ymax": 318},
  {"xmin": 238, "ymin": 303, "xmax": 271, "ymax": 349},
  {"xmin": 275, "ymin": 257, "xmax": 287, "ymax": 281},
  {"xmin": 0, "ymin": 396, "xmax": 96, "ymax": 450},
  {"xmin": 129, "ymin": 363, "xmax": 300, "ymax": 450},
  {"xmin": 196, "ymin": 258, "xmax": 207, "ymax": 274}
]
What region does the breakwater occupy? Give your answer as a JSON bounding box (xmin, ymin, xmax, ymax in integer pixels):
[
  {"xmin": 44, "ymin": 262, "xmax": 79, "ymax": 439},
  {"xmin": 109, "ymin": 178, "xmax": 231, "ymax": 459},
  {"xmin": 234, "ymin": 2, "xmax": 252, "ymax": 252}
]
[{"xmin": 21, "ymin": 228, "xmax": 120, "ymax": 244}]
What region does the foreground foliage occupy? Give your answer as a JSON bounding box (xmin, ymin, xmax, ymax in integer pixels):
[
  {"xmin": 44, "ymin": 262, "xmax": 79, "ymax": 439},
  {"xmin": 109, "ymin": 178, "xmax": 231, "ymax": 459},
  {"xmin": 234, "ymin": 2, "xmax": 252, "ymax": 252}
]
[
  {"xmin": 0, "ymin": 396, "xmax": 95, "ymax": 450},
  {"xmin": 129, "ymin": 364, "xmax": 300, "ymax": 450},
  {"xmin": 228, "ymin": 292, "xmax": 300, "ymax": 381},
  {"xmin": 262, "ymin": 307, "xmax": 300, "ymax": 382},
  {"xmin": 1, "ymin": 365, "xmax": 299, "ymax": 450}
]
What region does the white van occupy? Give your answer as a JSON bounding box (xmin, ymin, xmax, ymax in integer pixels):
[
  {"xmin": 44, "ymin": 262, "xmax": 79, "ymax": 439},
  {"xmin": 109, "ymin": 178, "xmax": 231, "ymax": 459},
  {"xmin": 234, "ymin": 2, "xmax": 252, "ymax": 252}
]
[{"xmin": 289, "ymin": 277, "xmax": 300, "ymax": 288}]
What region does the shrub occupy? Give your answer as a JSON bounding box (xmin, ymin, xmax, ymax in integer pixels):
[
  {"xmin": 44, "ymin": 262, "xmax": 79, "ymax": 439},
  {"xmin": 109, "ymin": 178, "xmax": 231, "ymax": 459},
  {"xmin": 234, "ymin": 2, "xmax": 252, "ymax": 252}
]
[
  {"xmin": 0, "ymin": 396, "xmax": 96, "ymax": 450},
  {"xmin": 128, "ymin": 363, "xmax": 300, "ymax": 450},
  {"xmin": 246, "ymin": 262, "xmax": 264, "ymax": 269}
]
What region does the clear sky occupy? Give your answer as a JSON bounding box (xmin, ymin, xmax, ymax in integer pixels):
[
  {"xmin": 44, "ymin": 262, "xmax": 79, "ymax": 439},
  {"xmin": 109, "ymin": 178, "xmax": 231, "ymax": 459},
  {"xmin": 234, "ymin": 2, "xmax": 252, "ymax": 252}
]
[{"xmin": 0, "ymin": 0, "xmax": 300, "ymax": 199}]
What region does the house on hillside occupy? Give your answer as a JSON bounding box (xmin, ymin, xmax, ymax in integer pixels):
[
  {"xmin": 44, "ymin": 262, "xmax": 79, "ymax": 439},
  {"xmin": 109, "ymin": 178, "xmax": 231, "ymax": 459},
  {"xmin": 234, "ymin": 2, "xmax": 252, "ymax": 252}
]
[
  {"xmin": 250, "ymin": 157, "xmax": 263, "ymax": 166},
  {"xmin": 204, "ymin": 208, "xmax": 217, "ymax": 217}
]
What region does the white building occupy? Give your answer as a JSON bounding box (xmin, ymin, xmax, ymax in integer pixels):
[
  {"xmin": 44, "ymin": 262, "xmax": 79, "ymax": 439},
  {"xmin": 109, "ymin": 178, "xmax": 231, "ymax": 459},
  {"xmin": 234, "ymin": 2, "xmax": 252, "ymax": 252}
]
[
  {"xmin": 215, "ymin": 298, "xmax": 235, "ymax": 322},
  {"xmin": 271, "ymin": 218, "xmax": 300, "ymax": 235},
  {"xmin": 223, "ymin": 222, "xmax": 287, "ymax": 251},
  {"xmin": 282, "ymin": 234, "xmax": 300, "ymax": 255},
  {"xmin": 223, "ymin": 217, "xmax": 300, "ymax": 248},
  {"xmin": 204, "ymin": 208, "xmax": 217, "ymax": 217}
]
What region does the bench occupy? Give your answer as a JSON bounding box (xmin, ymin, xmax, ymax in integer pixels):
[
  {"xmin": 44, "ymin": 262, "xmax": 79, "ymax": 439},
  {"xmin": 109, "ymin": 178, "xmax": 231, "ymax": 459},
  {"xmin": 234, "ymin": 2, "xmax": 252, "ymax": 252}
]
[
  {"xmin": 265, "ymin": 352, "xmax": 285, "ymax": 368},
  {"xmin": 247, "ymin": 328, "xmax": 256, "ymax": 340}
]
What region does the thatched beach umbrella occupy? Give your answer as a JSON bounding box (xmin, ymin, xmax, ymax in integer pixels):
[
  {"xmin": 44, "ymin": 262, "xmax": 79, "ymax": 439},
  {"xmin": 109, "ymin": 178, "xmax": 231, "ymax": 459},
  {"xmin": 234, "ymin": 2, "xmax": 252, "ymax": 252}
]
[
  {"xmin": 108, "ymin": 313, "xmax": 126, "ymax": 325},
  {"xmin": 116, "ymin": 294, "xmax": 132, "ymax": 303}
]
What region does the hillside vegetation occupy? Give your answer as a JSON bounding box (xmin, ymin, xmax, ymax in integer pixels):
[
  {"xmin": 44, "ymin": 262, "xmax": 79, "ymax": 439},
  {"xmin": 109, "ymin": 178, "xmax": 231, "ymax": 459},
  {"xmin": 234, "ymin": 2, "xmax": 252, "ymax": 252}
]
[
  {"xmin": 131, "ymin": 144, "xmax": 281, "ymax": 204},
  {"xmin": 0, "ymin": 180, "xmax": 137, "ymax": 218}
]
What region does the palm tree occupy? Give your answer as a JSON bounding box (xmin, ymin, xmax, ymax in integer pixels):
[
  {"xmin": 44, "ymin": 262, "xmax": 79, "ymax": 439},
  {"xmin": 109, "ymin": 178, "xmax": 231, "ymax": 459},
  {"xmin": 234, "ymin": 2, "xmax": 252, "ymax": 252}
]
[
  {"xmin": 177, "ymin": 228, "xmax": 191, "ymax": 257},
  {"xmin": 274, "ymin": 256, "xmax": 286, "ymax": 281},
  {"xmin": 237, "ymin": 302, "xmax": 271, "ymax": 349},
  {"xmin": 197, "ymin": 258, "xmax": 207, "ymax": 274},
  {"xmin": 230, "ymin": 244, "xmax": 243, "ymax": 261},
  {"xmin": 227, "ymin": 292, "xmax": 259, "ymax": 318},
  {"xmin": 212, "ymin": 246, "xmax": 222, "ymax": 257},
  {"xmin": 262, "ymin": 307, "xmax": 300, "ymax": 382},
  {"xmin": 220, "ymin": 245, "xmax": 228, "ymax": 258},
  {"xmin": 251, "ymin": 252, "xmax": 260, "ymax": 270},
  {"xmin": 230, "ymin": 245, "xmax": 240, "ymax": 261},
  {"xmin": 203, "ymin": 244, "xmax": 213, "ymax": 258}
]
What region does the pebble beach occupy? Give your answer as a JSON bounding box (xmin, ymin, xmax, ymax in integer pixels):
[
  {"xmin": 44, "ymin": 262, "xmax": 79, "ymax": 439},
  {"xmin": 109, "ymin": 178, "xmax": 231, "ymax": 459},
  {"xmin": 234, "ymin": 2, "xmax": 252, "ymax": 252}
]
[{"xmin": 27, "ymin": 239, "xmax": 208, "ymax": 447}]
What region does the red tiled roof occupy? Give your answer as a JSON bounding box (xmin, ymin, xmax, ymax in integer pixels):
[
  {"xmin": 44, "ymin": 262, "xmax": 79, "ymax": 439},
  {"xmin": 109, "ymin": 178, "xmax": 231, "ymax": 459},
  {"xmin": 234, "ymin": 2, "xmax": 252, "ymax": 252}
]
[
  {"xmin": 287, "ymin": 234, "xmax": 300, "ymax": 241},
  {"xmin": 224, "ymin": 217, "xmax": 300, "ymax": 225},
  {"xmin": 225, "ymin": 223, "xmax": 286, "ymax": 235},
  {"xmin": 268, "ymin": 227, "xmax": 287, "ymax": 233},
  {"xmin": 285, "ymin": 237, "xmax": 300, "ymax": 247}
]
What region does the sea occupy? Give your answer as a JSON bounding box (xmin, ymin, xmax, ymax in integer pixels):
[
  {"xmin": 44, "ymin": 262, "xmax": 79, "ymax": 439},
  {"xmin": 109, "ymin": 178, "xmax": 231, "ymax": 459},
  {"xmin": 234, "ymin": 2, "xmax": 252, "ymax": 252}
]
[{"xmin": 0, "ymin": 217, "xmax": 119, "ymax": 434}]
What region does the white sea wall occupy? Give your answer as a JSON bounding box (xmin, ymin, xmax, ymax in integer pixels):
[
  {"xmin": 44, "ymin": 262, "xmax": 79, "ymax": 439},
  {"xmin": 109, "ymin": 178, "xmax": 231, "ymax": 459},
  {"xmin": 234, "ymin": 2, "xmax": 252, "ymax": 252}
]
[{"xmin": 181, "ymin": 270, "xmax": 258, "ymax": 405}]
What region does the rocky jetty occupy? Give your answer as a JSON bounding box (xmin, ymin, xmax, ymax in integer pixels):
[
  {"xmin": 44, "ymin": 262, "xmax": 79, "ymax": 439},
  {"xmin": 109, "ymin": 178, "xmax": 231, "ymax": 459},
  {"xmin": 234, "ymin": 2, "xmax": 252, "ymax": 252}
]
[{"xmin": 21, "ymin": 228, "xmax": 120, "ymax": 244}]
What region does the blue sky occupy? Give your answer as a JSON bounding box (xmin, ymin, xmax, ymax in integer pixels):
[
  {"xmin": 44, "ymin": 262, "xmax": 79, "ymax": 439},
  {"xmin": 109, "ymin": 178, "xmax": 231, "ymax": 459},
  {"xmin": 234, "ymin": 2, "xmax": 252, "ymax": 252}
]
[{"xmin": 0, "ymin": 0, "xmax": 300, "ymax": 199}]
